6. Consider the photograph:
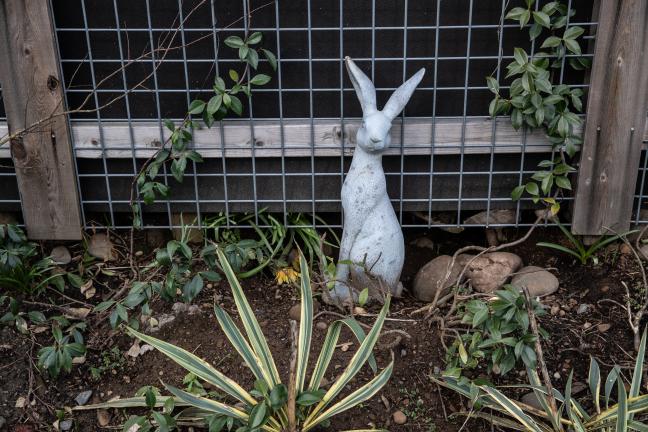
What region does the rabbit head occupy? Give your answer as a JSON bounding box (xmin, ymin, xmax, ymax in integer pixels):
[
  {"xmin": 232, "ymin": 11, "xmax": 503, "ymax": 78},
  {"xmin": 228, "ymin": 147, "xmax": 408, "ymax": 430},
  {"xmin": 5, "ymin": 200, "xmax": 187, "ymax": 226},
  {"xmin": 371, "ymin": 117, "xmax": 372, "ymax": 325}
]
[{"xmin": 345, "ymin": 56, "xmax": 425, "ymax": 153}]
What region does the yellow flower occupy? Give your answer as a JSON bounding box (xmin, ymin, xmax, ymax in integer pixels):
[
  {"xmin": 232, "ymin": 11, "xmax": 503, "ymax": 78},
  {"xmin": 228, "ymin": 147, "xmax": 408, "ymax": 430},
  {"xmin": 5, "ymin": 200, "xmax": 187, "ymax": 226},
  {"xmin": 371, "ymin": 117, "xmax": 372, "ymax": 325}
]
[{"xmin": 275, "ymin": 267, "xmax": 300, "ymax": 285}]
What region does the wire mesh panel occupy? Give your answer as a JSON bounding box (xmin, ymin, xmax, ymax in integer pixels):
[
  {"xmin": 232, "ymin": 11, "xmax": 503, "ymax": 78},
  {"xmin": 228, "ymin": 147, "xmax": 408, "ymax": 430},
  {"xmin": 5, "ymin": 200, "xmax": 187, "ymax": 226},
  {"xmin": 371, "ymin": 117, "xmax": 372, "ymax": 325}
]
[{"xmin": 0, "ymin": 0, "xmax": 600, "ymax": 229}]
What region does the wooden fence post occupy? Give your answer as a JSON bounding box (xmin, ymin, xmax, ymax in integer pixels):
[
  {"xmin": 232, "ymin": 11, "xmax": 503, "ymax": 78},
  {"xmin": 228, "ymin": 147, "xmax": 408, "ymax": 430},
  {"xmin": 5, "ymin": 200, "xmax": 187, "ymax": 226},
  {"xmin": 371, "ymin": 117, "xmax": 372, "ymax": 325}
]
[
  {"xmin": 0, "ymin": 0, "xmax": 82, "ymax": 239},
  {"xmin": 572, "ymin": 0, "xmax": 648, "ymax": 235}
]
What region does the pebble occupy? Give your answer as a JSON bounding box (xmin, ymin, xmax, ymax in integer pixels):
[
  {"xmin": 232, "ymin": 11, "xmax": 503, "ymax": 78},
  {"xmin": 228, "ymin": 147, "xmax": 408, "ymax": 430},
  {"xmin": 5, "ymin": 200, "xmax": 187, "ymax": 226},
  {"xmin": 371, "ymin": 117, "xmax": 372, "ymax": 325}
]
[
  {"xmin": 123, "ymin": 375, "xmax": 131, "ymax": 383},
  {"xmin": 74, "ymin": 390, "xmax": 93, "ymax": 406},
  {"xmin": 550, "ymin": 305, "xmax": 560, "ymax": 315},
  {"xmin": 59, "ymin": 420, "xmax": 73, "ymax": 431},
  {"xmin": 97, "ymin": 409, "xmax": 111, "ymax": 427},
  {"xmin": 583, "ymin": 322, "xmax": 592, "ymax": 329},
  {"xmin": 87, "ymin": 233, "xmax": 115, "ymax": 261},
  {"xmin": 392, "ymin": 410, "xmax": 407, "ymax": 425},
  {"xmin": 135, "ymin": 250, "xmax": 143, "ymax": 257},
  {"xmin": 316, "ymin": 321, "xmax": 328, "ymax": 330},
  {"xmin": 50, "ymin": 246, "xmax": 72, "ymax": 265},
  {"xmin": 553, "ymin": 372, "xmax": 561, "ymax": 379},
  {"xmin": 577, "ymin": 304, "xmax": 590, "ymax": 314},
  {"xmin": 597, "ymin": 323, "xmax": 611, "ymax": 333},
  {"xmin": 600, "ymin": 284, "xmax": 610, "ymax": 293},
  {"xmin": 510, "ymin": 266, "xmax": 559, "ymax": 297}
]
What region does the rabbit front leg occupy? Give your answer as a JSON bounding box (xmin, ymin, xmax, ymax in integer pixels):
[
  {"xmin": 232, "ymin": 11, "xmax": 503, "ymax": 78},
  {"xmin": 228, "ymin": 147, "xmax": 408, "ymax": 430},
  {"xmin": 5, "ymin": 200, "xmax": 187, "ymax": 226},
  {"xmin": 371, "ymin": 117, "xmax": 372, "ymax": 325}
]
[{"xmin": 330, "ymin": 224, "xmax": 360, "ymax": 302}]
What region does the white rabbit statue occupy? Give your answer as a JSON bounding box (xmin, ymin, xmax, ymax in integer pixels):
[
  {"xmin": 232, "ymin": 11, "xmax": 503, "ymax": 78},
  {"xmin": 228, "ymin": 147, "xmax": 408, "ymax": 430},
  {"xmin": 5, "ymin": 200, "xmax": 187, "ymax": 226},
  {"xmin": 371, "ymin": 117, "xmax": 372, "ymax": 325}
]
[{"xmin": 331, "ymin": 57, "xmax": 425, "ymax": 302}]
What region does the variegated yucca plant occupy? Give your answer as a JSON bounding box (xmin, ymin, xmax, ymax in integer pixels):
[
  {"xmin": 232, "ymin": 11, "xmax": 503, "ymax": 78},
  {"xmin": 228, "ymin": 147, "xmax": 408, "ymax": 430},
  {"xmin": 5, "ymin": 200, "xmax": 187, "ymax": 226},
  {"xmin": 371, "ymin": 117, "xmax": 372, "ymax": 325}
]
[
  {"xmin": 432, "ymin": 330, "xmax": 648, "ymax": 431},
  {"xmin": 78, "ymin": 248, "xmax": 392, "ymax": 432}
]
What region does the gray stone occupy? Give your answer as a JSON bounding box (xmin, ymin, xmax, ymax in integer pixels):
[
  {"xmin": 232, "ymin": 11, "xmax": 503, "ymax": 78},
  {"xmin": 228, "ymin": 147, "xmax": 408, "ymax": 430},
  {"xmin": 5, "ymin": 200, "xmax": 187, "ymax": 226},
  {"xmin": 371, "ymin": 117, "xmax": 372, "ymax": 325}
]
[
  {"xmin": 331, "ymin": 58, "xmax": 425, "ymax": 301},
  {"xmin": 412, "ymin": 255, "xmax": 470, "ymax": 301},
  {"xmin": 148, "ymin": 313, "xmax": 176, "ymax": 333},
  {"xmin": 577, "ymin": 304, "xmax": 591, "ymax": 314},
  {"xmin": 465, "ymin": 252, "xmax": 522, "ymax": 293},
  {"xmin": 172, "ymin": 302, "xmax": 201, "ymax": 315},
  {"xmin": 59, "ymin": 420, "xmax": 73, "ymax": 431},
  {"xmin": 87, "ymin": 233, "xmax": 115, "ymax": 261},
  {"xmin": 50, "ymin": 245, "xmax": 72, "ymax": 265},
  {"xmin": 75, "ymin": 390, "xmax": 93, "ymax": 406},
  {"xmin": 510, "ymin": 266, "xmax": 559, "ymax": 297}
]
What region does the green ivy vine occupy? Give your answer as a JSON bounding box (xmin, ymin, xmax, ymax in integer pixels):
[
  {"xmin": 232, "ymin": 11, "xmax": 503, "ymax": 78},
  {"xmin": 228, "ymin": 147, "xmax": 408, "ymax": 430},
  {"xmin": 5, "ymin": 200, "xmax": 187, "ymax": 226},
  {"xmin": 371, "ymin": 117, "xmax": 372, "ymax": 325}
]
[
  {"xmin": 488, "ymin": 0, "xmax": 590, "ymax": 214},
  {"xmin": 132, "ymin": 32, "xmax": 277, "ymax": 228}
]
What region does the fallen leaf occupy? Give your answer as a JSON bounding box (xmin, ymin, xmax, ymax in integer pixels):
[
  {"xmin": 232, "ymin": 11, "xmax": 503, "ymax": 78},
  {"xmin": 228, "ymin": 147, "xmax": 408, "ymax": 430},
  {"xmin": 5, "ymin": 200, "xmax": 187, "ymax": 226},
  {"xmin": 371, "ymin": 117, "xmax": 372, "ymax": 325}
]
[
  {"xmin": 80, "ymin": 280, "xmax": 95, "ymax": 299},
  {"xmin": 126, "ymin": 340, "xmax": 141, "ymax": 358},
  {"xmin": 64, "ymin": 307, "xmax": 91, "ymax": 320},
  {"xmin": 597, "ymin": 323, "xmax": 611, "ymax": 333}
]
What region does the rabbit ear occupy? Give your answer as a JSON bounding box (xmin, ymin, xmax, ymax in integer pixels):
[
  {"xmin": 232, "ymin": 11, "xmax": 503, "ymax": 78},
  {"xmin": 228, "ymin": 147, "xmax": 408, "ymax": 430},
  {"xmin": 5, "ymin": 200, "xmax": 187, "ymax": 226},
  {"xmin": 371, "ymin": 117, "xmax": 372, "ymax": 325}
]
[
  {"xmin": 345, "ymin": 57, "xmax": 377, "ymax": 115},
  {"xmin": 382, "ymin": 68, "xmax": 425, "ymax": 120}
]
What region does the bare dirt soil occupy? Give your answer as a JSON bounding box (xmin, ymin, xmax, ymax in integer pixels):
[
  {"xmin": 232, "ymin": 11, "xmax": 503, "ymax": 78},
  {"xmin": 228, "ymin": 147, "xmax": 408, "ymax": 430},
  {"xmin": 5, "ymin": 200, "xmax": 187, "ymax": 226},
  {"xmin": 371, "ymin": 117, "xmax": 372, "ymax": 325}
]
[{"xmin": 1, "ymin": 226, "xmax": 643, "ymax": 431}]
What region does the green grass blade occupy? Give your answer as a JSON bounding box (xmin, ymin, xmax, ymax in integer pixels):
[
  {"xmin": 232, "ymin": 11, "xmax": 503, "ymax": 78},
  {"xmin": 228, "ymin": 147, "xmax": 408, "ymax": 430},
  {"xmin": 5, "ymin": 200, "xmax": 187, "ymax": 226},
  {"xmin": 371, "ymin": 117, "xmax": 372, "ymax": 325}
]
[
  {"xmin": 295, "ymin": 250, "xmax": 313, "ymax": 393},
  {"xmin": 481, "ymin": 386, "xmax": 543, "ymax": 432},
  {"xmin": 216, "ymin": 248, "xmax": 281, "ymax": 386},
  {"xmin": 213, "ymin": 305, "xmax": 268, "ymax": 384},
  {"xmin": 126, "ymin": 327, "xmax": 255, "ymax": 405},
  {"xmin": 536, "ymin": 242, "xmax": 584, "ymax": 261},
  {"xmin": 304, "ymin": 359, "xmax": 393, "ymax": 431},
  {"xmin": 587, "ymin": 395, "xmax": 648, "ymax": 427},
  {"xmin": 305, "ymin": 297, "xmax": 391, "ymax": 424},
  {"xmin": 308, "ymin": 318, "xmax": 377, "ymax": 391},
  {"xmin": 164, "ymin": 383, "xmax": 248, "ymax": 421},
  {"xmin": 605, "ymin": 366, "xmax": 621, "ymax": 407},
  {"xmin": 526, "ymin": 368, "xmax": 561, "ymax": 430}
]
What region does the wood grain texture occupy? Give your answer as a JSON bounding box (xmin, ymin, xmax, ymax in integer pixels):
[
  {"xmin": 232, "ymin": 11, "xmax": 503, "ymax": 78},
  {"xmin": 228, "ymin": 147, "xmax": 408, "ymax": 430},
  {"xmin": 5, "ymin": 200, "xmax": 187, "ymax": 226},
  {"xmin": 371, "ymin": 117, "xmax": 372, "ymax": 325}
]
[
  {"xmin": 0, "ymin": 0, "xmax": 82, "ymax": 239},
  {"xmin": 0, "ymin": 117, "xmax": 587, "ymax": 159},
  {"xmin": 572, "ymin": 0, "xmax": 648, "ymax": 235}
]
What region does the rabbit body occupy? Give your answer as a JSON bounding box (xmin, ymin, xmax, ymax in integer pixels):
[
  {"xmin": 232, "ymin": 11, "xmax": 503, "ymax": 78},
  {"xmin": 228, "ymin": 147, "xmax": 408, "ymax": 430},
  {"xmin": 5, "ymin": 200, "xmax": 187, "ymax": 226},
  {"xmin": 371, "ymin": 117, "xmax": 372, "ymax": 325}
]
[{"xmin": 331, "ymin": 58, "xmax": 425, "ymax": 301}]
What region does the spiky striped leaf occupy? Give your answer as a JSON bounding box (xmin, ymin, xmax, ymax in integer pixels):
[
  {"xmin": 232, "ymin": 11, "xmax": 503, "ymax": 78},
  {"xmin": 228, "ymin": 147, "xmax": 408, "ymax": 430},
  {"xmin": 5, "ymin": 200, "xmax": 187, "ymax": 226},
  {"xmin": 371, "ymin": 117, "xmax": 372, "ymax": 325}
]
[
  {"xmin": 589, "ymin": 357, "xmax": 601, "ymax": 414},
  {"xmin": 630, "ymin": 330, "xmax": 647, "ymax": 421},
  {"xmin": 305, "ymin": 297, "xmax": 390, "ymax": 425},
  {"xmin": 216, "ymin": 247, "xmax": 280, "ymax": 386},
  {"xmin": 164, "ymin": 383, "xmax": 248, "ymax": 420},
  {"xmin": 480, "ymin": 386, "xmax": 543, "ymax": 432},
  {"xmin": 618, "ymin": 378, "xmax": 629, "ymax": 432},
  {"xmin": 295, "ymin": 250, "xmax": 313, "ymax": 393},
  {"xmin": 305, "ymin": 359, "xmax": 393, "ymax": 430},
  {"xmin": 126, "ymin": 327, "xmax": 255, "ymax": 405},
  {"xmin": 213, "ymin": 304, "xmax": 267, "ymax": 383},
  {"xmin": 72, "ymin": 396, "xmax": 189, "ymax": 410}
]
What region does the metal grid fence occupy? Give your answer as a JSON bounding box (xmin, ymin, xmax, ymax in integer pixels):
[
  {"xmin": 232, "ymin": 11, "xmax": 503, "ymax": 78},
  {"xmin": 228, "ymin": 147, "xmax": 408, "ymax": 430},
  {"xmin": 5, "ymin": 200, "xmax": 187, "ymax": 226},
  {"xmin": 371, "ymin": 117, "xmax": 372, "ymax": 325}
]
[{"xmin": 0, "ymin": 0, "xmax": 620, "ymax": 230}]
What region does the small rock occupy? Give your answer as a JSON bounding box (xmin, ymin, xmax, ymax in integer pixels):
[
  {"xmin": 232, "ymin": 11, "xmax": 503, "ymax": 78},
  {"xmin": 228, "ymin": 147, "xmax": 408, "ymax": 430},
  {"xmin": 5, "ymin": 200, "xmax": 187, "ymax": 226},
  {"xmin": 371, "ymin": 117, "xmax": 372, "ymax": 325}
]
[
  {"xmin": 172, "ymin": 302, "xmax": 201, "ymax": 315},
  {"xmin": 148, "ymin": 314, "xmax": 175, "ymax": 333},
  {"xmin": 410, "ymin": 237, "xmax": 435, "ymax": 250},
  {"xmin": 577, "ymin": 304, "xmax": 590, "ymax": 314},
  {"xmin": 75, "ymin": 390, "xmax": 93, "ymax": 406},
  {"xmin": 353, "ymin": 307, "xmax": 367, "ymax": 315},
  {"xmin": 123, "ymin": 375, "xmax": 131, "ymax": 383},
  {"xmin": 50, "ymin": 246, "xmax": 72, "ymax": 265},
  {"xmin": 583, "ymin": 322, "xmax": 592, "ymax": 329},
  {"xmin": 597, "ymin": 323, "xmax": 611, "ymax": 333},
  {"xmin": 510, "ymin": 266, "xmax": 559, "ymax": 297},
  {"xmin": 559, "ymin": 309, "xmax": 566, "ymax": 317},
  {"xmin": 289, "ymin": 300, "xmax": 319, "ymax": 321},
  {"xmin": 135, "ymin": 250, "xmax": 143, "ymax": 257},
  {"xmin": 59, "ymin": 420, "xmax": 73, "ymax": 431},
  {"xmin": 87, "ymin": 233, "xmax": 115, "ymax": 261},
  {"xmin": 550, "ymin": 305, "xmax": 560, "ymax": 315},
  {"xmin": 316, "ymin": 321, "xmax": 327, "ymax": 330},
  {"xmin": 465, "ymin": 252, "xmax": 522, "ymax": 293},
  {"xmin": 412, "ymin": 255, "xmax": 470, "ymax": 301},
  {"xmin": 96, "ymin": 409, "xmax": 111, "ymax": 427},
  {"xmin": 392, "ymin": 410, "xmax": 407, "ymax": 425},
  {"xmin": 15, "ymin": 396, "xmax": 26, "ymax": 408},
  {"xmin": 600, "ymin": 284, "xmax": 610, "ymax": 293},
  {"xmin": 145, "ymin": 229, "xmax": 168, "ymax": 249},
  {"xmin": 553, "ymin": 372, "xmax": 561, "ymax": 379}
]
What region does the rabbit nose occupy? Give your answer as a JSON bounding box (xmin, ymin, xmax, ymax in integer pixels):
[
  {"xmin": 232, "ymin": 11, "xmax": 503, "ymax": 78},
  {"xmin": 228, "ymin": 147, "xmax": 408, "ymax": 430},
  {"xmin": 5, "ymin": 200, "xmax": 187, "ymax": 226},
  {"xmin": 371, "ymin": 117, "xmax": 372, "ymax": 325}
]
[{"xmin": 370, "ymin": 137, "xmax": 381, "ymax": 143}]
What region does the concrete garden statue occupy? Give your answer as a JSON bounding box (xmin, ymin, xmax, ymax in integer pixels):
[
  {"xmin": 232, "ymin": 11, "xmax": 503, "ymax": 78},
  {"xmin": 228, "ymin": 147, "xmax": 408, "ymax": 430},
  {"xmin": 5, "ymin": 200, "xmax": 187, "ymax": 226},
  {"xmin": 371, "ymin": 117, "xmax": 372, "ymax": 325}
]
[{"xmin": 331, "ymin": 57, "xmax": 425, "ymax": 302}]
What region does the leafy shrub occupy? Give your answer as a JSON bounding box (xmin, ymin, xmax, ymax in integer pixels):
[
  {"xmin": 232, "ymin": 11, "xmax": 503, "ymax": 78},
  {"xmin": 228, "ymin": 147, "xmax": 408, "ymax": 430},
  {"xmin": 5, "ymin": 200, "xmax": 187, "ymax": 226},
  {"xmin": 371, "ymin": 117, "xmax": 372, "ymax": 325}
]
[
  {"xmin": 434, "ymin": 331, "xmax": 648, "ymax": 431},
  {"xmin": 78, "ymin": 248, "xmax": 391, "ymax": 432},
  {"xmin": 37, "ymin": 317, "xmax": 87, "ymax": 378},
  {"xmin": 445, "ymin": 285, "xmax": 547, "ymax": 378}
]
